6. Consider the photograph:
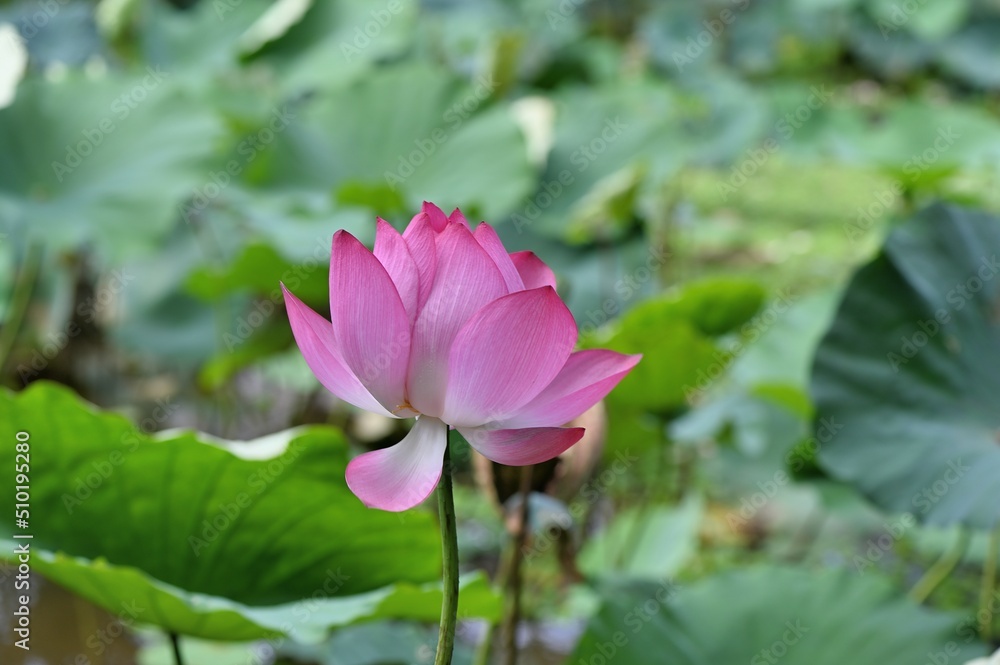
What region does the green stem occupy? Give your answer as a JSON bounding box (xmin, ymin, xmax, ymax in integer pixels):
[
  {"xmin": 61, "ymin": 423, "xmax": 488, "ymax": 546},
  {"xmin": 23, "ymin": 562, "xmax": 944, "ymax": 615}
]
[
  {"xmin": 909, "ymin": 527, "xmax": 970, "ymax": 604},
  {"xmin": 474, "ymin": 478, "xmax": 530, "ymax": 665},
  {"xmin": 169, "ymin": 632, "xmax": 184, "ymax": 665},
  {"xmin": 978, "ymin": 524, "xmax": 999, "ymax": 640},
  {"xmin": 473, "ymin": 621, "xmax": 495, "ymax": 665},
  {"xmin": 621, "ymin": 420, "xmax": 670, "ymax": 569},
  {"xmin": 502, "ymin": 465, "xmax": 533, "ymax": 665},
  {"xmin": 0, "ymin": 243, "xmax": 42, "ymax": 380},
  {"xmin": 434, "ymin": 432, "xmax": 460, "ymax": 665}
]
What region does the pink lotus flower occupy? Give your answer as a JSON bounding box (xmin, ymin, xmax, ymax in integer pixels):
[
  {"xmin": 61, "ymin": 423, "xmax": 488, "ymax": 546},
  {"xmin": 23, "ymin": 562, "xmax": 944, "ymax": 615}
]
[{"xmin": 283, "ymin": 202, "xmax": 640, "ymax": 511}]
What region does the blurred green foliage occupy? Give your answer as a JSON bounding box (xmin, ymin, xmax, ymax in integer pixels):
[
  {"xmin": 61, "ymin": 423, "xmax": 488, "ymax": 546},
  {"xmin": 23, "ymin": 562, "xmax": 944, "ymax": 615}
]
[{"xmin": 2, "ymin": 0, "xmax": 1000, "ymax": 663}]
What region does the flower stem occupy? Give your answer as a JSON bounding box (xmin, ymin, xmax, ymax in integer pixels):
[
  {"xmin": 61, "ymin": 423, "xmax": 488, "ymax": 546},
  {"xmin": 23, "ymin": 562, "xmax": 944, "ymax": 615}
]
[
  {"xmin": 503, "ymin": 464, "xmax": 533, "ymax": 665},
  {"xmin": 435, "ymin": 432, "xmax": 460, "ymax": 665},
  {"xmin": 473, "ymin": 619, "xmax": 495, "ymax": 665},
  {"xmin": 909, "ymin": 527, "xmax": 970, "ymax": 604},
  {"xmin": 169, "ymin": 632, "xmax": 184, "ymax": 665},
  {"xmin": 978, "ymin": 523, "xmax": 999, "ymax": 640}
]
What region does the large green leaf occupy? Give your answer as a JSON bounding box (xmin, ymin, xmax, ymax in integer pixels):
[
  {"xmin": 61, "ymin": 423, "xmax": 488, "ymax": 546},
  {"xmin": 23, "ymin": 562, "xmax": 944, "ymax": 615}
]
[
  {"xmin": 664, "ymin": 278, "xmax": 767, "ymax": 338},
  {"xmin": 8, "ymin": 546, "xmax": 496, "ymax": 643},
  {"xmin": 253, "ymin": 0, "xmax": 419, "ymax": 95},
  {"xmin": 571, "ymin": 566, "xmax": 987, "ymax": 665},
  {"xmin": 0, "ymin": 74, "xmax": 225, "ymax": 259},
  {"xmin": 0, "ymin": 383, "xmax": 497, "ymax": 640},
  {"xmin": 0, "ymin": 2, "xmax": 104, "ymax": 68},
  {"xmin": 938, "ymin": 21, "xmax": 1000, "ymax": 90},
  {"xmin": 603, "ymin": 316, "xmax": 718, "ymax": 413},
  {"xmin": 188, "ymin": 63, "xmax": 534, "ymax": 264},
  {"xmin": 527, "ymin": 77, "xmax": 767, "ymax": 241},
  {"xmin": 812, "ymin": 203, "xmax": 1000, "ymax": 528},
  {"xmin": 289, "ymin": 63, "xmax": 534, "ymax": 222},
  {"xmin": 730, "ymin": 291, "xmax": 840, "ymax": 392},
  {"xmin": 131, "ymin": 0, "xmax": 275, "ymax": 71},
  {"xmin": 597, "ymin": 278, "xmax": 765, "ymax": 412}
]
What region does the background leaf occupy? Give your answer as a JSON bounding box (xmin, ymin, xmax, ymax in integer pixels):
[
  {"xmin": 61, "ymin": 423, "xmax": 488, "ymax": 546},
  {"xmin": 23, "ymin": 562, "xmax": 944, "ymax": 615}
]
[{"xmin": 812, "ymin": 203, "xmax": 1000, "ymax": 528}]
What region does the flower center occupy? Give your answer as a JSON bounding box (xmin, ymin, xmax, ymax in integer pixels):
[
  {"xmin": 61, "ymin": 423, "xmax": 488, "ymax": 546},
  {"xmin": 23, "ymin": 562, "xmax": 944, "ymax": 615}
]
[{"xmin": 393, "ymin": 400, "xmax": 417, "ymax": 416}]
